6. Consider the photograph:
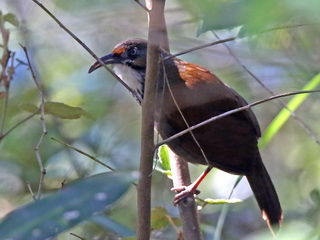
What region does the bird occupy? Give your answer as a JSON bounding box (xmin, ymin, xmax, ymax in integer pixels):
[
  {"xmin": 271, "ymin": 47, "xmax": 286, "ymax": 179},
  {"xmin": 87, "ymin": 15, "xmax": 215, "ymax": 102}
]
[{"xmin": 88, "ymin": 38, "xmax": 283, "ymax": 232}]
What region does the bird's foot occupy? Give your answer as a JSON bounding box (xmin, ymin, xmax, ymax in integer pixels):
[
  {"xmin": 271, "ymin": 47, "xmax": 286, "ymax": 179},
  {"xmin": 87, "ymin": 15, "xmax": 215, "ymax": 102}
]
[{"xmin": 171, "ymin": 185, "xmax": 201, "ymax": 205}]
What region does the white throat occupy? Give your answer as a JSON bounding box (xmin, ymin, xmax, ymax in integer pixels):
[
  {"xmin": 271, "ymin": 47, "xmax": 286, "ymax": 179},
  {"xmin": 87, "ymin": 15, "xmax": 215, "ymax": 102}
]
[{"xmin": 113, "ymin": 64, "xmax": 144, "ymax": 103}]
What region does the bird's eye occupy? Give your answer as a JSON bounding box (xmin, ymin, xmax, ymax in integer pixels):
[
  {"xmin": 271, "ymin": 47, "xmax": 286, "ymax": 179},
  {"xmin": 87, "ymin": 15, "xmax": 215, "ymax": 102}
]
[{"xmin": 128, "ymin": 47, "xmax": 139, "ymax": 57}]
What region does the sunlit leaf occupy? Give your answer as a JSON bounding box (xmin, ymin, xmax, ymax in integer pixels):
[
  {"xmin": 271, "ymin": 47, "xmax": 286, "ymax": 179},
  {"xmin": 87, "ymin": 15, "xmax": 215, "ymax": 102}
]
[
  {"xmin": 45, "ymin": 102, "xmax": 92, "ymax": 119},
  {"xmin": 151, "ymin": 206, "xmax": 181, "ymax": 230},
  {"xmin": 20, "ymin": 103, "xmax": 38, "ymax": 113},
  {"xmin": 202, "ymin": 198, "xmax": 242, "ymax": 204},
  {"xmin": 4, "ymin": 13, "xmax": 19, "ymax": 27},
  {"xmin": 259, "ymin": 73, "xmax": 320, "ymax": 148},
  {"xmin": 158, "ymin": 145, "xmax": 171, "ymax": 171},
  {"xmin": 0, "ymin": 172, "xmax": 135, "ymax": 240},
  {"xmin": 20, "ymin": 102, "xmax": 92, "ymax": 119}
]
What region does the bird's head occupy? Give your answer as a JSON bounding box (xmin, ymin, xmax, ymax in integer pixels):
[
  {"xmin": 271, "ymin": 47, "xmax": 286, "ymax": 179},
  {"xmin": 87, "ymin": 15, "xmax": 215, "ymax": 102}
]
[{"xmin": 88, "ymin": 38, "xmax": 149, "ymax": 103}]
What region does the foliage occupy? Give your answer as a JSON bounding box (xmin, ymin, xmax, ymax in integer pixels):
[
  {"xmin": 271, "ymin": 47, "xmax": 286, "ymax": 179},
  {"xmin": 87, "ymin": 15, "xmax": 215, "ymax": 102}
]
[
  {"xmin": 21, "ymin": 101, "xmax": 92, "ymax": 119},
  {"xmin": 1, "ymin": 0, "xmax": 320, "ymax": 239},
  {"xmin": 259, "ymin": 73, "xmax": 320, "ymax": 148},
  {"xmin": 0, "ymin": 172, "xmax": 135, "ymax": 239}
]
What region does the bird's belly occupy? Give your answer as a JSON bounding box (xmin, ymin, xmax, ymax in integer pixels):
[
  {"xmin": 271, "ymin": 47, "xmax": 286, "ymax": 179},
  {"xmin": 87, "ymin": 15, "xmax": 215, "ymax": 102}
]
[{"xmin": 156, "ymin": 114, "xmax": 258, "ymax": 175}]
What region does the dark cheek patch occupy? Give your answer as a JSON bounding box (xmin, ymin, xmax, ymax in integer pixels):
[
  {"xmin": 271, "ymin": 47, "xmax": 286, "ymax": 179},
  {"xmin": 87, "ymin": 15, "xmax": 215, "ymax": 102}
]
[{"xmin": 133, "ymin": 57, "xmax": 146, "ymax": 68}]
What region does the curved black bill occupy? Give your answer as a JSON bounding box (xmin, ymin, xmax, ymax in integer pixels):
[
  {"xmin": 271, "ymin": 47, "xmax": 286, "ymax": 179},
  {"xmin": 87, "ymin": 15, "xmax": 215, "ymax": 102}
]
[{"xmin": 88, "ymin": 53, "xmax": 122, "ymax": 73}]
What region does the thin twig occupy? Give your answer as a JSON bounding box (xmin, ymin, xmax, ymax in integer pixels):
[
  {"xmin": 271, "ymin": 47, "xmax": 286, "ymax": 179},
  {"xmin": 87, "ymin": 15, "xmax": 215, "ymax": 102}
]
[
  {"xmin": 70, "ymin": 233, "xmax": 86, "ymax": 240},
  {"xmin": 0, "ymin": 19, "xmax": 11, "ymax": 84},
  {"xmin": 0, "ymin": 111, "xmax": 38, "ymax": 140},
  {"xmin": 156, "ymin": 90, "xmax": 320, "ymax": 148},
  {"xmin": 165, "ymin": 214, "xmax": 180, "ymax": 234},
  {"xmin": 164, "ymin": 37, "xmax": 236, "ymax": 59},
  {"xmin": 260, "ymin": 23, "xmax": 316, "ymax": 34},
  {"xmin": 0, "ymin": 49, "xmax": 31, "ymax": 141},
  {"xmin": 212, "ymin": 31, "xmax": 320, "ymax": 145},
  {"xmin": 51, "ymin": 137, "xmax": 115, "ymax": 171},
  {"xmin": 0, "ymin": 52, "xmax": 14, "ymax": 136},
  {"xmin": 31, "ymin": 0, "xmax": 140, "ymax": 101},
  {"xmin": 26, "ymin": 182, "xmax": 37, "ymax": 201},
  {"xmin": 0, "ymin": 17, "xmax": 13, "ymax": 136},
  {"xmin": 21, "ymin": 45, "xmax": 47, "ymax": 200},
  {"xmin": 165, "ymin": 23, "xmax": 312, "ymax": 60},
  {"xmin": 0, "ymin": 79, "xmax": 9, "ymax": 135},
  {"xmin": 134, "ymin": 0, "xmax": 150, "ymax": 12}
]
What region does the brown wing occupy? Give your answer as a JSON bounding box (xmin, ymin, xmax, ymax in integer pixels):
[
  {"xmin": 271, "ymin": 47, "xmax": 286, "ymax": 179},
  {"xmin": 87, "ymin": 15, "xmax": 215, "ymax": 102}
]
[{"xmin": 173, "ymin": 58, "xmax": 261, "ymax": 138}]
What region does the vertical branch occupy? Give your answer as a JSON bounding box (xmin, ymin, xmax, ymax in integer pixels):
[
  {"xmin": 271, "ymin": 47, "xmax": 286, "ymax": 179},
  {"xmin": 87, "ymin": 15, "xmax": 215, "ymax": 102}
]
[
  {"xmin": 0, "ymin": 18, "xmax": 12, "ymax": 137},
  {"xmin": 139, "ymin": 1, "xmax": 202, "ymax": 239},
  {"xmin": 136, "ymin": 1, "xmax": 165, "ymax": 239},
  {"xmin": 21, "ymin": 45, "xmax": 47, "ymax": 200},
  {"xmin": 170, "ymin": 150, "xmax": 203, "ymax": 240},
  {"xmin": 0, "ymin": 52, "xmax": 13, "ymax": 137}
]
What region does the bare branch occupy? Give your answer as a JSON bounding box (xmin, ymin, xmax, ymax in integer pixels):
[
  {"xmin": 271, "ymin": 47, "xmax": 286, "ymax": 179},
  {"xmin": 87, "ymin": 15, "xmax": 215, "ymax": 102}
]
[
  {"xmin": 136, "ymin": 0, "xmax": 165, "ymax": 239},
  {"xmin": 165, "ymin": 37, "xmax": 236, "ymax": 59},
  {"xmin": 165, "ymin": 23, "xmax": 311, "ymax": 60},
  {"xmin": 51, "ymin": 137, "xmax": 115, "ymax": 171},
  {"xmin": 0, "ymin": 111, "xmax": 38, "ymax": 140},
  {"xmin": 169, "ymin": 150, "xmax": 203, "ymax": 240},
  {"xmin": 134, "ymin": 0, "xmax": 150, "ymax": 12},
  {"xmin": 152, "ymin": 3, "xmax": 203, "ymax": 240},
  {"xmin": 0, "ymin": 17, "xmax": 14, "ymax": 136},
  {"xmin": 21, "ymin": 45, "xmax": 47, "ymax": 200},
  {"xmin": 0, "ymin": 52, "xmax": 14, "ymax": 136},
  {"xmin": 70, "ymin": 233, "xmax": 86, "ymax": 240},
  {"xmin": 156, "ymin": 90, "xmax": 320, "ymax": 148},
  {"xmin": 260, "ymin": 23, "xmax": 316, "ymax": 34},
  {"xmin": 31, "ymin": 0, "xmax": 140, "ymax": 101},
  {"xmin": 212, "ymin": 31, "xmax": 320, "ymax": 145},
  {"xmin": 26, "ymin": 182, "xmax": 36, "ymax": 201}
]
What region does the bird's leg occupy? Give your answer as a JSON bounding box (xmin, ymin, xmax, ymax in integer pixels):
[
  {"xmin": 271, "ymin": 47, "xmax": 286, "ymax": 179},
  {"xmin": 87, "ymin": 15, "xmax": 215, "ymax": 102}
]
[{"xmin": 171, "ymin": 166, "xmax": 212, "ymax": 205}]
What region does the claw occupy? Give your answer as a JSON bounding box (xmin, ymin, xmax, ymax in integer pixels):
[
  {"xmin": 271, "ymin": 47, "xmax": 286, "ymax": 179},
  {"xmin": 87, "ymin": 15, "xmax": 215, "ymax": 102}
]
[
  {"xmin": 171, "ymin": 166, "xmax": 212, "ymax": 205},
  {"xmin": 171, "ymin": 185, "xmax": 201, "ymax": 205}
]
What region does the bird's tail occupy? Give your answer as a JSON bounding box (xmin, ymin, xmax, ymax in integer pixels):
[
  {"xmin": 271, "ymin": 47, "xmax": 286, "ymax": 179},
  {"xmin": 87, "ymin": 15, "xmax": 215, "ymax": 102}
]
[{"xmin": 246, "ymin": 154, "xmax": 283, "ymax": 235}]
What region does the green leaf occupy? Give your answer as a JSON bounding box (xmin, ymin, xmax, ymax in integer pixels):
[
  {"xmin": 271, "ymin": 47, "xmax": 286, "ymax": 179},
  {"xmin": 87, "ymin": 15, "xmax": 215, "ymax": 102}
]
[
  {"xmin": 90, "ymin": 215, "xmax": 135, "ymax": 237},
  {"xmin": 20, "ymin": 102, "xmax": 92, "ymax": 119},
  {"xmin": 4, "ymin": 13, "xmax": 19, "ymax": 27},
  {"xmin": 310, "ymin": 189, "xmax": 320, "ymax": 205},
  {"xmin": 44, "ymin": 102, "xmax": 92, "ymax": 119},
  {"xmin": 151, "ymin": 206, "xmax": 169, "ymax": 230},
  {"xmin": 0, "ymin": 172, "xmax": 135, "ymax": 240},
  {"xmin": 259, "ymin": 73, "xmax": 320, "ymax": 149},
  {"xmin": 195, "ymin": 0, "xmax": 292, "ymax": 37},
  {"xmin": 20, "ymin": 103, "xmax": 38, "ymax": 113},
  {"xmin": 150, "ymin": 206, "xmax": 180, "ymax": 230},
  {"xmin": 157, "ymin": 145, "xmax": 171, "ymax": 171},
  {"xmin": 202, "ymin": 198, "xmax": 242, "ymax": 204}
]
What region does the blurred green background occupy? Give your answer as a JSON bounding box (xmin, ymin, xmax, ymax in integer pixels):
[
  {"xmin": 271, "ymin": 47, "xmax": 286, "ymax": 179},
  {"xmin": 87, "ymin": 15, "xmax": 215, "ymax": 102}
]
[{"xmin": 1, "ymin": 0, "xmax": 320, "ymax": 239}]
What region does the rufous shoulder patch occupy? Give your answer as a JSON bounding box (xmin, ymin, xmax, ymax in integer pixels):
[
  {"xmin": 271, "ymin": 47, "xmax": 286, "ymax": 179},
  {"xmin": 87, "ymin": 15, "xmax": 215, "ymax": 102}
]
[{"xmin": 173, "ymin": 58, "xmax": 221, "ymax": 88}]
